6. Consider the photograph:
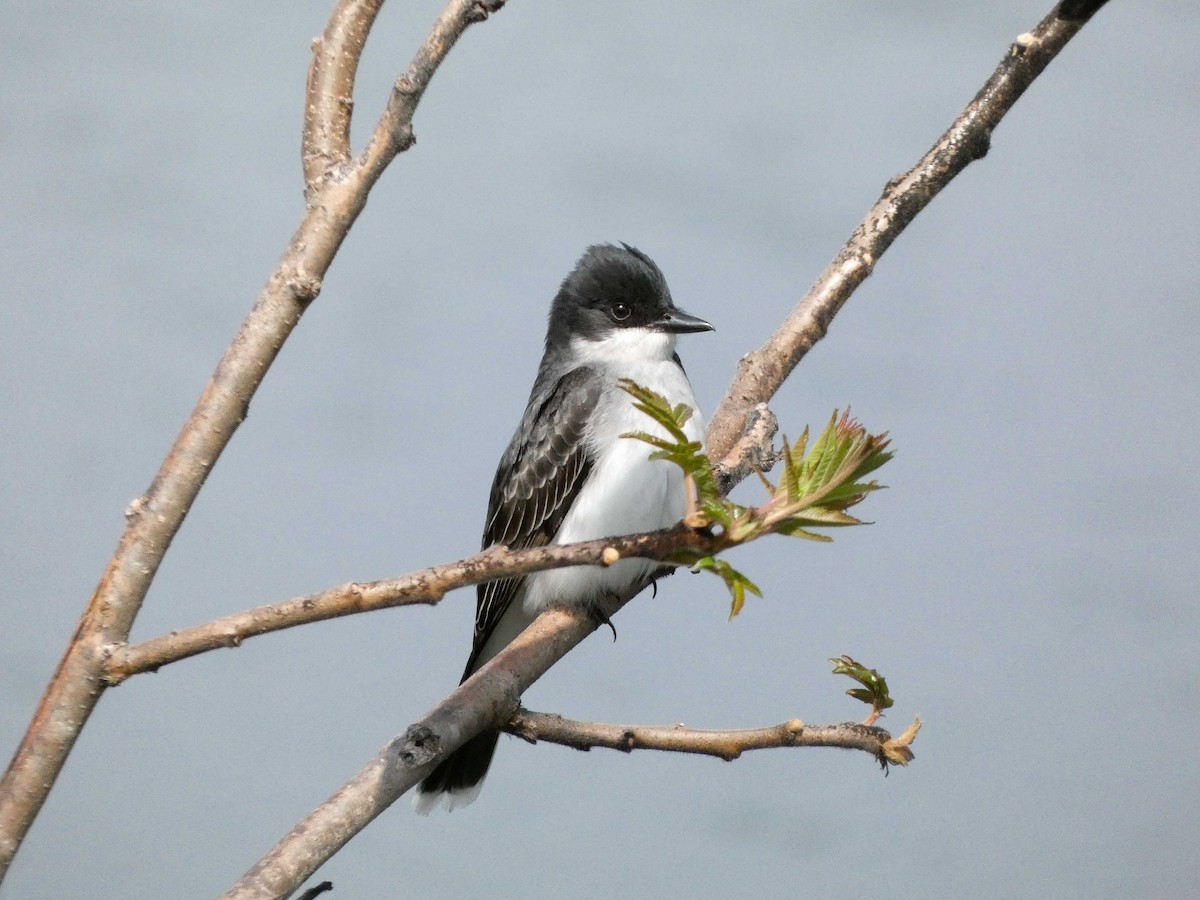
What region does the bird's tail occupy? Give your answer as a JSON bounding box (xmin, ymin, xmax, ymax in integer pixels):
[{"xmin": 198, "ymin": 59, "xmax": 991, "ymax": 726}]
[
  {"xmin": 413, "ymin": 728, "xmax": 501, "ymax": 815},
  {"xmin": 414, "ymin": 602, "xmax": 531, "ymax": 813}
]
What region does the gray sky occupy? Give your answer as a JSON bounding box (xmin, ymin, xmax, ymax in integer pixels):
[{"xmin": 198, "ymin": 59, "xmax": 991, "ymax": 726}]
[{"xmin": 3, "ymin": 2, "xmax": 1198, "ymax": 897}]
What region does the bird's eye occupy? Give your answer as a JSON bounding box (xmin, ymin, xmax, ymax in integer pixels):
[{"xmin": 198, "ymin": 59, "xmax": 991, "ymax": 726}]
[{"xmin": 610, "ymin": 302, "xmax": 631, "ymax": 321}]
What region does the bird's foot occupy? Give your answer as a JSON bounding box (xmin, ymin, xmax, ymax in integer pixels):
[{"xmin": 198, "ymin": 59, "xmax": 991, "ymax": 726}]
[{"xmin": 589, "ymin": 598, "xmax": 618, "ymax": 642}]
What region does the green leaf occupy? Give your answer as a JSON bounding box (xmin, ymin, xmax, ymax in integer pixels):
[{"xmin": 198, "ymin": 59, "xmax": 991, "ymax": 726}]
[
  {"xmin": 693, "ymin": 556, "xmax": 762, "ymax": 619},
  {"xmin": 619, "ymin": 380, "xmax": 730, "ymax": 527},
  {"xmin": 757, "ymin": 411, "xmax": 892, "ymax": 538},
  {"xmin": 830, "ymin": 655, "xmax": 895, "ymax": 717},
  {"xmin": 771, "ymin": 522, "xmax": 833, "ymax": 541}
]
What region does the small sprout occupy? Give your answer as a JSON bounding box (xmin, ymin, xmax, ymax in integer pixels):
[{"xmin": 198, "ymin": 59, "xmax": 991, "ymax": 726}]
[
  {"xmin": 830, "ymin": 655, "xmax": 894, "ymax": 725},
  {"xmin": 600, "ymin": 547, "xmax": 620, "ymax": 566},
  {"xmin": 619, "ymin": 380, "xmax": 728, "ymax": 528}
]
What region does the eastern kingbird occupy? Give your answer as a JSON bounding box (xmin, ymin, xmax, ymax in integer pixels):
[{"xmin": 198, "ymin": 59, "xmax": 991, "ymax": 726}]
[{"xmin": 415, "ymin": 243, "xmax": 713, "ymax": 813}]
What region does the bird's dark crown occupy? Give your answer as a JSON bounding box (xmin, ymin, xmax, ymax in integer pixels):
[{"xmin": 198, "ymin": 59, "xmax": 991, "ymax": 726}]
[{"xmin": 546, "ymin": 243, "xmax": 674, "ymax": 346}]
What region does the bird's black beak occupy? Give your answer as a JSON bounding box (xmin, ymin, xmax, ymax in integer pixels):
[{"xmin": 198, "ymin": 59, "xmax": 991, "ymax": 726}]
[{"xmin": 658, "ymin": 307, "xmax": 715, "ymax": 334}]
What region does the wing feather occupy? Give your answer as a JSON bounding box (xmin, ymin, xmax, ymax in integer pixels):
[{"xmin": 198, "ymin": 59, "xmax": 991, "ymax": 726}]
[{"xmin": 466, "ymin": 367, "xmax": 602, "ymax": 676}]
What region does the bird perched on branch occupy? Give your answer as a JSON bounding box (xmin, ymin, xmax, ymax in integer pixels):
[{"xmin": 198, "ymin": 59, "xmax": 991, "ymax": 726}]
[{"xmin": 415, "ymin": 243, "xmax": 713, "ymax": 812}]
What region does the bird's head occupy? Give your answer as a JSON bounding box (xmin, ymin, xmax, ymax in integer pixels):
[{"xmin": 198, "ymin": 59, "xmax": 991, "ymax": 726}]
[{"xmin": 547, "ymin": 243, "xmax": 713, "ymax": 361}]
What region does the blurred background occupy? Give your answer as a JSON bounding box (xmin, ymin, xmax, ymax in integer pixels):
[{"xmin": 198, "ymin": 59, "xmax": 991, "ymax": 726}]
[{"xmin": 2, "ymin": 2, "xmax": 1197, "ymax": 897}]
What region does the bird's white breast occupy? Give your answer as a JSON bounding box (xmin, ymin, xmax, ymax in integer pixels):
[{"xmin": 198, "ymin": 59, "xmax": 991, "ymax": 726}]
[{"xmin": 521, "ymin": 328, "xmax": 704, "ymax": 615}]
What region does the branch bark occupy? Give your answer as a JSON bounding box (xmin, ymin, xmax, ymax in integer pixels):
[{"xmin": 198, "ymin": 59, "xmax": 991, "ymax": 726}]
[
  {"xmin": 0, "ymin": 0, "xmax": 504, "ymax": 883},
  {"xmin": 506, "ymin": 709, "xmax": 921, "ymax": 767}
]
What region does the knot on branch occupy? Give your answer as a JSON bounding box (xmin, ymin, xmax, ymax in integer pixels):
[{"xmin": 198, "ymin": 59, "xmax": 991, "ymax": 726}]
[
  {"xmin": 1011, "ymin": 32, "xmax": 1038, "ymax": 57},
  {"xmin": 714, "ymin": 402, "xmax": 780, "ymax": 495},
  {"xmin": 124, "ymin": 495, "xmax": 148, "ymax": 521},
  {"xmin": 392, "ymin": 123, "xmax": 416, "ymax": 154},
  {"xmin": 285, "ymin": 274, "xmax": 323, "ymax": 307},
  {"xmin": 394, "ymin": 724, "xmax": 441, "ymax": 769},
  {"xmin": 467, "ymin": 1, "xmax": 507, "ymax": 23},
  {"xmin": 963, "ymin": 128, "xmax": 992, "ymax": 163}
]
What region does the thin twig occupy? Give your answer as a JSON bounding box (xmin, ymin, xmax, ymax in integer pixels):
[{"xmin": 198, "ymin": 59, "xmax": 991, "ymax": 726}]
[
  {"xmin": 704, "ymin": 0, "xmax": 1110, "ymax": 461},
  {"xmin": 506, "ymin": 709, "xmax": 921, "ymax": 767},
  {"xmin": 0, "ymin": 0, "xmax": 504, "ymax": 883},
  {"xmin": 104, "ymin": 526, "xmax": 714, "ymax": 685}
]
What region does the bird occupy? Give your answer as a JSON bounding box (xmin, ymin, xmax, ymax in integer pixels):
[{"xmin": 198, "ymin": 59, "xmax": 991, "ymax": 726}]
[{"xmin": 414, "ymin": 243, "xmax": 714, "ymax": 813}]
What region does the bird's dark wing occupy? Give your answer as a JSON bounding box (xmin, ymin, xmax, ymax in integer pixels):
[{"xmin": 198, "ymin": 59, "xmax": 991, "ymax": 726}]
[{"xmin": 464, "ymin": 366, "xmax": 602, "ymax": 677}]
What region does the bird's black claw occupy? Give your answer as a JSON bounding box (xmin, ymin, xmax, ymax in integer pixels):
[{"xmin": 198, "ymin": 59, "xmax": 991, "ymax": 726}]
[{"xmin": 590, "ymin": 601, "xmax": 618, "ymax": 642}]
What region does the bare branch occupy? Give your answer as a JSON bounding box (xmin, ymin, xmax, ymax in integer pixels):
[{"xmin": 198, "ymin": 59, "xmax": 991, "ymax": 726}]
[
  {"xmin": 107, "ymin": 386, "xmax": 784, "ymax": 684},
  {"xmin": 105, "ymin": 526, "xmax": 714, "ymax": 685},
  {"xmin": 303, "ymin": 1, "xmax": 386, "ymax": 187},
  {"xmin": 0, "ymin": 0, "xmax": 504, "ymax": 882},
  {"xmin": 704, "ymin": 0, "xmax": 1110, "ymax": 461},
  {"xmin": 506, "ymin": 709, "xmax": 921, "ymax": 767}
]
